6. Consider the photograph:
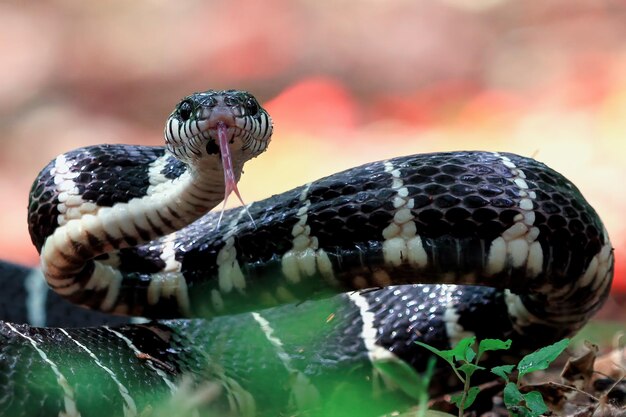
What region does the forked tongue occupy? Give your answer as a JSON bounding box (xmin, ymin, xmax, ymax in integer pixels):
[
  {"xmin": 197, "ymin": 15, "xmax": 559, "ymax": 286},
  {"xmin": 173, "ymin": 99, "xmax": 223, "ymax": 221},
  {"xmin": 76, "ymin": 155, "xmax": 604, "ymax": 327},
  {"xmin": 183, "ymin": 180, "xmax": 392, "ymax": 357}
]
[{"xmin": 216, "ymin": 121, "xmax": 255, "ymax": 228}]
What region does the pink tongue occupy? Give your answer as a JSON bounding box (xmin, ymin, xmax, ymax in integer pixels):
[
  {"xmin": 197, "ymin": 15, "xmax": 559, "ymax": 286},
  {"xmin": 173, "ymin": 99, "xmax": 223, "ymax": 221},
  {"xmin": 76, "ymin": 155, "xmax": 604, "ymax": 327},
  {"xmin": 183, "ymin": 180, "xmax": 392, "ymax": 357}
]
[{"xmin": 216, "ymin": 121, "xmax": 254, "ymax": 227}]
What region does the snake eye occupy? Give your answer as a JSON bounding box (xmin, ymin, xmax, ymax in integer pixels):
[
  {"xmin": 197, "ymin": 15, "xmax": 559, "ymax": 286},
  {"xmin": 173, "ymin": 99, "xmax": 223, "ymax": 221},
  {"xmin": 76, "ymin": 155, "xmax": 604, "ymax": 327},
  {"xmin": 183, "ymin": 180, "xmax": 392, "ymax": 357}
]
[
  {"xmin": 178, "ymin": 100, "xmax": 193, "ymax": 121},
  {"xmin": 244, "ymin": 97, "xmax": 259, "ymax": 116}
]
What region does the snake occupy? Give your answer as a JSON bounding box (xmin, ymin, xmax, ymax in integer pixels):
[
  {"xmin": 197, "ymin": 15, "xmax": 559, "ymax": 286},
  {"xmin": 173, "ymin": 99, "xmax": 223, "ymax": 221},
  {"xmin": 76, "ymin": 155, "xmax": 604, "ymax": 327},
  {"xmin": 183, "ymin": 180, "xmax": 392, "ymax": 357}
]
[{"xmin": 0, "ymin": 89, "xmax": 614, "ymax": 417}]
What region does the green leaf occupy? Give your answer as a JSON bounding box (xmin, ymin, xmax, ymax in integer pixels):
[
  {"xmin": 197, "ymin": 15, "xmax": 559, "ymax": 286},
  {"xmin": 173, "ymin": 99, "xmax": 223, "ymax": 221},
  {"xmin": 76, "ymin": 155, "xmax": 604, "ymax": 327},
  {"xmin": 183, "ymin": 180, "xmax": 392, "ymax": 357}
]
[
  {"xmin": 523, "ymin": 391, "xmax": 549, "ymax": 417},
  {"xmin": 517, "ymin": 339, "xmax": 570, "ymax": 379},
  {"xmin": 503, "ymin": 383, "xmax": 550, "ymax": 417},
  {"xmin": 490, "ymin": 364, "xmax": 515, "ymax": 382},
  {"xmin": 463, "ymin": 386, "xmax": 481, "ymax": 408},
  {"xmin": 450, "ymin": 386, "xmax": 480, "ymax": 410},
  {"xmin": 451, "ymin": 337, "xmax": 476, "ymax": 362},
  {"xmin": 478, "ymin": 339, "xmax": 512, "ymax": 357},
  {"xmin": 458, "ymin": 363, "xmax": 485, "ymax": 378},
  {"xmin": 414, "ymin": 341, "xmax": 455, "ymax": 364},
  {"xmin": 464, "ymin": 344, "xmax": 476, "ymax": 363},
  {"xmin": 450, "ymin": 392, "xmax": 464, "ymax": 408},
  {"xmin": 415, "ymin": 337, "xmax": 476, "ymax": 364},
  {"xmin": 503, "ymin": 382, "xmax": 524, "ymax": 409}
]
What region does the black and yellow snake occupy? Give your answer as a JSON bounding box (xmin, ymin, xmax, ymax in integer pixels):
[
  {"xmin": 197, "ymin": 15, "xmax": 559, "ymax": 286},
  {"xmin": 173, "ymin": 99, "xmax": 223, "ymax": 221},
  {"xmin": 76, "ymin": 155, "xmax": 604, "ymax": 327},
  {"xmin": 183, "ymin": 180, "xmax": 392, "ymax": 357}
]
[{"xmin": 0, "ymin": 90, "xmax": 614, "ymax": 417}]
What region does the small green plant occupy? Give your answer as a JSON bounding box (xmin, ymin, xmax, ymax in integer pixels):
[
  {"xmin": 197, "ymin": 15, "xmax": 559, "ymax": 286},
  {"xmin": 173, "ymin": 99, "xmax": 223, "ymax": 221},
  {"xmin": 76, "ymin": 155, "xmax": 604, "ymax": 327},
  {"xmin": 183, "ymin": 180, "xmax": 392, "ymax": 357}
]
[
  {"xmin": 497, "ymin": 338, "xmax": 570, "ymax": 417},
  {"xmin": 415, "ymin": 337, "xmax": 511, "ymax": 417},
  {"xmin": 415, "ymin": 337, "xmax": 570, "ymax": 417}
]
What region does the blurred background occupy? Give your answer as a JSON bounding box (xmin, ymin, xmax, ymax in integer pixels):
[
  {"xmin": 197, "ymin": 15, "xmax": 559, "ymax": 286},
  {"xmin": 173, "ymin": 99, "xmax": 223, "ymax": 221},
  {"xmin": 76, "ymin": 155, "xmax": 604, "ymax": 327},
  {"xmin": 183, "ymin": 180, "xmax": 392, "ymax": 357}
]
[{"xmin": 1, "ymin": 1, "xmax": 625, "ymax": 306}]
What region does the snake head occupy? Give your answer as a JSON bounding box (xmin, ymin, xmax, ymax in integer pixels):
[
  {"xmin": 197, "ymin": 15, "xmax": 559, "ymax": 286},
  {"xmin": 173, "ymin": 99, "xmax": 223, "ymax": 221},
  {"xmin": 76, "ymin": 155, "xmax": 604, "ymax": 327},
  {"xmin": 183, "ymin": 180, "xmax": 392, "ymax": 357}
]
[
  {"xmin": 164, "ymin": 89, "xmax": 272, "ymax": 227},
  {"xmin": 164, "ymin": 89, "xmax": 273, "ymax": 167}
]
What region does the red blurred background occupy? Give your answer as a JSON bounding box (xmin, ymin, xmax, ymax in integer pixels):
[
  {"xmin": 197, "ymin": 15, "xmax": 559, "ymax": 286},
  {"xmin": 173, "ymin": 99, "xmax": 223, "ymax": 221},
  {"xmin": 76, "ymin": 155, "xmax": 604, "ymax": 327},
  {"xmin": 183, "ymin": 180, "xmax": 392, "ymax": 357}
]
[{"xmin": 1, "ymin": 1, "xmax": 625, "ymax": 302}]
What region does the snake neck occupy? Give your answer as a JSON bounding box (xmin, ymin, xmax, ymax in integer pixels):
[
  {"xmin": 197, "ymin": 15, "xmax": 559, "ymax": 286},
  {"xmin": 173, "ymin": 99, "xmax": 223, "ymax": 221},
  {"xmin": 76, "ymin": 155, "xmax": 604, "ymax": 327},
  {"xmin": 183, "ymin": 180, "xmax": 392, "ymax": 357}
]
[{"xmin": 145, "ymin": 153, "xmax": 244, "ymax": 226}]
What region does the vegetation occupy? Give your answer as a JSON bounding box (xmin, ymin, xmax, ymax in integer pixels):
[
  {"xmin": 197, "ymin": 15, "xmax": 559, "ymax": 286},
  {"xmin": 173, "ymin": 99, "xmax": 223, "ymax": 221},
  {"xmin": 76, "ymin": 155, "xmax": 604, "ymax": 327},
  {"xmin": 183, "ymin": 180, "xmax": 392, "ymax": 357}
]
[{"xmin": 416, "ymin": 337, "xmax": 570, "ymax": 417}]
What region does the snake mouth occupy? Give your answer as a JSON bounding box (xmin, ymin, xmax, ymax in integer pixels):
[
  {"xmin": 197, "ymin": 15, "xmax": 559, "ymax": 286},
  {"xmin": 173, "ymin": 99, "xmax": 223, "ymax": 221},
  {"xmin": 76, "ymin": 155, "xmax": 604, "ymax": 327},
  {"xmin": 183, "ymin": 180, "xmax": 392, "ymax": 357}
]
[
  {"xmin": 203, "ymin": 124, "xmax": 239, "ymax": 156},
  {"xmin": 201, "ymin": 124, "xmax": 267, "ymax": 158}
]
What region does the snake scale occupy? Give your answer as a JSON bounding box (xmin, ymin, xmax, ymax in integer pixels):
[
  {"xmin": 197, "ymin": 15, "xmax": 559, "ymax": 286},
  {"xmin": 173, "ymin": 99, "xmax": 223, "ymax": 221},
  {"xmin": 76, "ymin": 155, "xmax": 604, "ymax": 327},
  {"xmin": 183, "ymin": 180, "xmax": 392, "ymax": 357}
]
[{"xmin": 0, "ymin": 90, "xmax": 614, "ymax": 417}]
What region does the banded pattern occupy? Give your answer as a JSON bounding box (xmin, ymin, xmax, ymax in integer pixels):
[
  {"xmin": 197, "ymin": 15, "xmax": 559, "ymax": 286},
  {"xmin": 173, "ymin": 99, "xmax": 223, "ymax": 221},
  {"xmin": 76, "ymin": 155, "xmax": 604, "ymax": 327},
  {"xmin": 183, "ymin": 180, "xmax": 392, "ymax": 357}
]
[
  {"xmin": 0, "ymin": 89, "xmax": 613, "ymax": 417},
  {"xmin": 27, "ymin": 90, "xmax": 273, "ymax": 318}
]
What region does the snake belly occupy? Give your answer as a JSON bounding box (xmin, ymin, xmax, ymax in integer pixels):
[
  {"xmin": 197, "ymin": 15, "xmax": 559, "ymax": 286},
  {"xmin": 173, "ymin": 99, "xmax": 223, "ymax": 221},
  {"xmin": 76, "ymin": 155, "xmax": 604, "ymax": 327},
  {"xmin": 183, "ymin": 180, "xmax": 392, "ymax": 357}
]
[{"xmin": 0, "ymin": 91, "xmax": 615, "ymax": 417}]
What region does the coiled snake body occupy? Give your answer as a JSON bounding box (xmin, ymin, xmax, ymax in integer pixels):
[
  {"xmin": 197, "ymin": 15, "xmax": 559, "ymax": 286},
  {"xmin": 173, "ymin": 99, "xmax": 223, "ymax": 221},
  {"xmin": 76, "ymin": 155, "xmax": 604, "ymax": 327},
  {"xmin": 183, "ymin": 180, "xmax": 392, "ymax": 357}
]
[{"xmin": 0, "ymin": 90, "xmax": 614, "ymax": 417}]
